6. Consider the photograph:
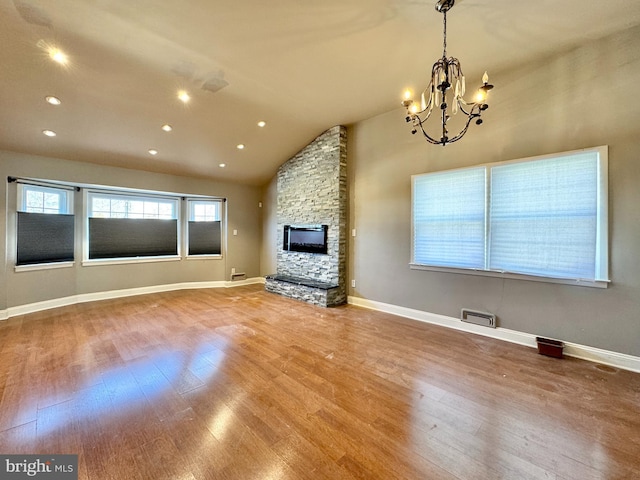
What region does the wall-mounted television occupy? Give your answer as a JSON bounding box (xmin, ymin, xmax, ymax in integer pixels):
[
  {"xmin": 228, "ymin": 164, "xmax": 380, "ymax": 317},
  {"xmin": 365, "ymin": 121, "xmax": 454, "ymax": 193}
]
[{"xmin": 283, "ymin": 224, "xmax": 328, "ymax": 254}]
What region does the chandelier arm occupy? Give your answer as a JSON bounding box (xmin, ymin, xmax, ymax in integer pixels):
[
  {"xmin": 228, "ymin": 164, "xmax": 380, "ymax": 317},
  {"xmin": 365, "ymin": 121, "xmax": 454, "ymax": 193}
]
[
  {"xmin": 457, "ymin": 102, "xmax": 475, "ymax": 116},
  {"xmin": 458, "ymin": 97, "xmax": 481, "ymax": 107},
  {"xmin": 418, "ymin": 108, "xmax": 434, "ymax": 122},
  {"xmin": 413, "ymin": 116, "xmax": 442, "ymax": 144},
  {"xmin": 460, "ymin": 99, "xmax": 486, "ymax": 119},
  {"xmin": 432, "ymin": 60, "xmax": 444, "ymax": 86},
  {"xmin": 445, "ymin": 113, "xmax": 480, "ymax": 144},
  {"xmin": 417, "ymin": 124, "xmax": 444, "ymax": 145},
  {"xmin": 415, "ymin": 103, "xmax": 482, "ymax": 146},
  {"xmin": 414, "ymin": 112, "xmax": 432, "ymax": 129},
  {"xmin": 460, "ymin": 100, "xmax": 487, "ymax": 117}
]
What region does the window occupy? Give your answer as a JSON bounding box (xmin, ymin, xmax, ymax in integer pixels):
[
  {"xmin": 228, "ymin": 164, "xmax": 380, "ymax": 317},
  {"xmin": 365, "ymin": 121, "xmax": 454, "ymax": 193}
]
[
  {"xmin": 411, "ymin": 147, "xmax": 608, "ymax": 285},
  {"xmin": 412, "ymin": 167, "xmax": 486, "ymax": 269},
  {"xmin": 13, "ymin": 181, "xmax": 225, "ymax": 267},
  {"xmin": 190, "ymin": 200, "xmax": 220, "ymax": 222},
  {"xmin": 16, "ymin": 184, "xmax": 75, "ymax": 266},
  {"xmin": 89, "ymin": 194, "xmax": 176, "ymax": 219},
  {"xmin": 19, "ymin": 184, "xmax": 72, "ymax": 214},
  {"xmin": 187, "ymin": 199, "xmax": 222, "ymax": 256},
  {"xmin": 87, "ymin": 191, "xmax": 179, "ymax": 260}
]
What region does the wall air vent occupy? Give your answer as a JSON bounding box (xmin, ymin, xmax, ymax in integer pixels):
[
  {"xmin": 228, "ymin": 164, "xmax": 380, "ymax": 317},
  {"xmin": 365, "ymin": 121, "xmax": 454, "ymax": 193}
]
[{"xmin": 461, "ymin": 309, "xmax": 496, "ymax": 328}]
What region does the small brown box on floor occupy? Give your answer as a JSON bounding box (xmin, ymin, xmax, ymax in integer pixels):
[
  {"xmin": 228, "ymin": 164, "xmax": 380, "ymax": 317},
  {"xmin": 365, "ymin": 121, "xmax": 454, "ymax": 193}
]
[{"xmin": 536, "ymin": 337, "xmax": 564, "ymax": 358}]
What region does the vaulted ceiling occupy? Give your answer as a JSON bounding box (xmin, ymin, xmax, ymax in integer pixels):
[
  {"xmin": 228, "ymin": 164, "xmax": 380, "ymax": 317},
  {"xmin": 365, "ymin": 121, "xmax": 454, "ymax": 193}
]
[{"xmin": 2, "ymin": 0, "xmax": 640, "ymax": 185}]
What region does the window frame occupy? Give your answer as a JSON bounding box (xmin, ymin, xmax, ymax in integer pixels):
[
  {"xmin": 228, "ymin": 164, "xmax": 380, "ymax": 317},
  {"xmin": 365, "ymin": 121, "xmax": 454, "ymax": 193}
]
[
  {"xmin": 185, "ymin": 198, "xmax": 224, "ymax": 259},
  {"xmin": 15, "ymin": 182, "xmax": 76, "ymax": 271},
  {"xmin": 11, "ymin": 179, "xmax": 226, "ymax": 270},
  {"xmin": 83, "ymin": 189, "xmax": 181, "ymax": 265},
  {"xmin": 410, "ymin": 146, "xmax": 609, "ymax": 288}
]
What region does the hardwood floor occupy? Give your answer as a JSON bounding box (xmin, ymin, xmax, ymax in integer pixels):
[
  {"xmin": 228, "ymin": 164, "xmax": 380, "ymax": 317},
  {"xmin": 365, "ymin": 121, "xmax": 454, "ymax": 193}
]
[{"xmin": 1, "ymin": 284, "xmax": 639, "ymax": 479}]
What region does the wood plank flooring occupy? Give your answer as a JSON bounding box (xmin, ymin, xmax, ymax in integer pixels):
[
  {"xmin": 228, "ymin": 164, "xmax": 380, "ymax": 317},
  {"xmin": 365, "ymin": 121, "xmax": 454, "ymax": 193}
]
[{"xmin": 1, "ymin": 284, "xmax": 639, "ymax": 479}]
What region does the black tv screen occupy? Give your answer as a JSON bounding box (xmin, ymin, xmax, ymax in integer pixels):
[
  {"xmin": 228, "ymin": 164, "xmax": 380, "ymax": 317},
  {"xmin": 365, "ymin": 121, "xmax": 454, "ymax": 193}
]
[{"xmin": 283, "ymin": 225, "xmax": 328, "ymax": 254}]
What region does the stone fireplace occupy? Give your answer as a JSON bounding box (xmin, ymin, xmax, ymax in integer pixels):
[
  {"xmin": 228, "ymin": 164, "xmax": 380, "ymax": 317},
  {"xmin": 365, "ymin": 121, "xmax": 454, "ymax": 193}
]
[{"xmin": 265, "ymin": 126, "xmax": 347, "ymax": 307}]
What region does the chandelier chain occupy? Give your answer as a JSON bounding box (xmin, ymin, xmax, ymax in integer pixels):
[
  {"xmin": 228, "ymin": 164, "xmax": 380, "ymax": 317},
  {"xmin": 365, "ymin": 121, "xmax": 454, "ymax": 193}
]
[{"xmin": 442, "ymin": 10, "xmax": 447, "ymax": 58}]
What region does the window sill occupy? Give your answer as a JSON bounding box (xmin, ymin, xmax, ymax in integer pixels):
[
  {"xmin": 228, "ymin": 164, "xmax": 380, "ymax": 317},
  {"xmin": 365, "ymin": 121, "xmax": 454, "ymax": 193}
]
[
  {"xmin": 15, "ymin": 261, "xmax": 75, "ymax": 273},
  {"xmin": 186, "ymin": 255, "xmax": 223, "ymax": 260},
  {"xmin": 82, "ymin": 256, "xmax": 181, "ymax": 267},
  {"xmin": 409, "ymin": 263, "xmax": 610, "ymax": 289}
]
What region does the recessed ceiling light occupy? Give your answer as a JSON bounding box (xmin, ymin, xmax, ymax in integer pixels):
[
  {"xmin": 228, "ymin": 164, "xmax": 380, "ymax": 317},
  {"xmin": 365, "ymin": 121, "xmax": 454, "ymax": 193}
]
[
  {"xmin": 257, "ymin": 121, "xmax": 266, "ymax": 128},
  {"xmin": 48, "ymin": 47, "xmax": 68, "ymax": 65},
  {"xmin": 45, "ymin": 96, "xmax": 61, "ymax": 105},
  {"xmin": 148, "ymin": 149, "xmax": 158, "ymax": 155},
  {"xmin": 161, "ymin": 124, "xmax": 172, "ymax": 132},
  {"xmin": 36, "ymin": 40, "xmax": 69, "ymax": 66},
  {"xmin": 219, "ymin": 163, "xmax": 226, "ymax": 168},
  {"xmin": 236, "ymin": 144, "xmax": 245, "ymax": 150},
  {"xmin": 177, "ymin": 90, "xmax": 190, "ymax": 103},
  {"xmin": 42, "ymin": 130, "xmax": 56, "ymax": 137}
]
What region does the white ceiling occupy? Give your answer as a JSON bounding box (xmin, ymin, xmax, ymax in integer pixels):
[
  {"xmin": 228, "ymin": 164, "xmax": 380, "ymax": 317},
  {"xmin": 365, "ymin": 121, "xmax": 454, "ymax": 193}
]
[{"xmin": 2, "ymin": 0, "xmax": 640, "ymax": 185}]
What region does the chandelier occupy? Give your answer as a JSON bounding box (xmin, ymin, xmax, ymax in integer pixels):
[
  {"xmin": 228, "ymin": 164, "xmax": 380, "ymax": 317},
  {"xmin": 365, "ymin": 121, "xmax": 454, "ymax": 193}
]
[{"xmin": 402, "ymin": 0, "xmax": 493, "ymax": 146}]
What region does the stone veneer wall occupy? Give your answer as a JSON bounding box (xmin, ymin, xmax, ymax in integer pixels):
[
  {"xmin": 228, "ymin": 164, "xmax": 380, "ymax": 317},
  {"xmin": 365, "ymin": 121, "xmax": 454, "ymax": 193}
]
[{"xmin": 273, "ymin": 125, "xmax": 347, "ymax": 305}]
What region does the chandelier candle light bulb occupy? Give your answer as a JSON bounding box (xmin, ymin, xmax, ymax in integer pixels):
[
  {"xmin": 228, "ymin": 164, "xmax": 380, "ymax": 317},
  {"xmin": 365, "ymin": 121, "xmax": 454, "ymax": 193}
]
[{"xmin": 402, "ymin": 0, "xmax": 494, "ymax": 146}]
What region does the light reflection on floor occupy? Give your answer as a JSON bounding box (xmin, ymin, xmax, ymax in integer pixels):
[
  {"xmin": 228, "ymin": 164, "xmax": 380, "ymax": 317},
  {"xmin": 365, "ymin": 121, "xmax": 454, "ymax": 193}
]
[{"xmin": 35, "ymin": 342, "xmax": 226, "ymax": 437}]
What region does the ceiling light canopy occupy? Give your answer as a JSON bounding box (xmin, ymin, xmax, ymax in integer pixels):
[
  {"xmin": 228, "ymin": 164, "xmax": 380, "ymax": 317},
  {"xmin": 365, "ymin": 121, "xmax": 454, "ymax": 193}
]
[
  {"xmin": 148, "ymin": 149, "xmax": 158, "ymax": 155},
  {"xmin": 42, "ymin": 130, "xmax": 56, "ymax": 137},
  {"xmin": 161, "ymin": 124, "xmax": 172, "ymax": 132},
  {"xmin": 402, "ymin": 0, "xmax": 494, "ymax": 146},
  {"xmin": 45, "ymin": 96, "xmax": 61, "ymax": 105},
  {"xmin": 236, "ymin": 144, "xmax": 245, "ymax": 150}
]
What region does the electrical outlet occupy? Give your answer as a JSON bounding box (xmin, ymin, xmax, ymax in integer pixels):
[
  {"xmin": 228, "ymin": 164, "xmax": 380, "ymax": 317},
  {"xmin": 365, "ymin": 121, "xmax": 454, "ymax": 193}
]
[
  {"xmin": 351, "ymin": 279, "xmax": 356, "ymax": 288},
  {"xmin": 352, "ymin": 229, "xmax": 356, "ymax": 237},
  {"xmin": 233, "ymin": 229, "xmax": 238, "ymax": 236},
  {"xmin": 231, "ymin": 267, "xmax": 236, "ymax": 274}
]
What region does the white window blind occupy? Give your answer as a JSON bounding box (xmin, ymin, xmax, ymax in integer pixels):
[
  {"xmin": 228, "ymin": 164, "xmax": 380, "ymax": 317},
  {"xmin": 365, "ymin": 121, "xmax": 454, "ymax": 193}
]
[
  {"xmin": 412, "ymin": 167, "xmax": 486, "ymax": 269},
  {"xmin": 411, "ymin": 147, "xmax": 608, "ymax": 284},
  {"xmin": 489, "ymin": 154, "xmax": 599, "ymax": 279}
]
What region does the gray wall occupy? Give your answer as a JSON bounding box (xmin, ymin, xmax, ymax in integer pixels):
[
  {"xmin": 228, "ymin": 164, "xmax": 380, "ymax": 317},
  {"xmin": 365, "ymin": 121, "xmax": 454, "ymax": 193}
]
[
  {"xmin": 260, "ymin": 179, "xmax": 278, "ymax": 276},
  {"xmin": 1, "ymin": 150, "xmax": 262, "ymax": 310},
  {"xmin": 346, "ymin": 24, "xmax": 640, "ymax": 357}
]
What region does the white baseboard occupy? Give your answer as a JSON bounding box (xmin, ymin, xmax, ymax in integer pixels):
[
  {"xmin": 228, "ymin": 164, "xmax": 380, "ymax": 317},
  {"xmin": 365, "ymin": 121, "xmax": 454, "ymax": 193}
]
[
  {"xmin": 0, "ymin": 277, "xmax": 265, "ymax": 320},
  {"xmin": 348, "ymin": 295, "xmax": 640, "ymax": 374}
]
